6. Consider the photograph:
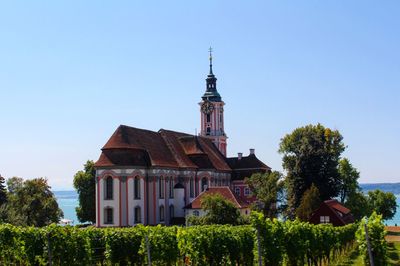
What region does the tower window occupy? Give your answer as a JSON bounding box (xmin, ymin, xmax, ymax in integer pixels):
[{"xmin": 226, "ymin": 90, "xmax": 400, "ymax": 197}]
[
  {"xmin": 206, "ymin": 114, "xmax": 210, "ymax": 122},
  {"xmin": 206, "ymin": 127, "xmax": 211, "ymax": 135}
]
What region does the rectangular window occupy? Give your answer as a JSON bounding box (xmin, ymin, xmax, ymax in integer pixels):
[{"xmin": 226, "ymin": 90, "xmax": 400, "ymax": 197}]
[
  {"xmin": 206, "ymin": 114, "xmax": 211, "ymax": 122},
  {"xmin": 235, "ymin": 187, "xmax": 240, "ymax": 196},
  {"xmin": 320, "ymin": 216, "xmax": 330, "ymax": 223},
  {"xmin": 159, "ymin": 177, "xmax": 164, "ymax": 199},
  {"xmin": 189, "ymin": 178, "xmax": 194, "ymax": 198},
  {"xmin": 160, "ymin": 206, "xmax": 165, "ymax": 222},
  {"xmin": 244, "ymin": 187, "xmax": 251, "ymax": 196},
  {"xmin": 105, "ymin": 208, "xmax": 113, "ymax": 224}
]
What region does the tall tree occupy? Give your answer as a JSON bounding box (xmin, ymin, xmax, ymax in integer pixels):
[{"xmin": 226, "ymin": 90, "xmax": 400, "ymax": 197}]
[
  {"xmin": 245, "ymin": 171, "xmax": 283, "ymax": 218},
  {"xmin": 0, "ymin": 174, "xmax": 7, "ymax": 205},
  {"xmin": 345, "ymin": 191, "xmax": 371, "ymax": 220},
  {"xmin": 279, "ymin": 124, "xmax": 345, "ymax": 218},
  {"xmin": 73, "ymin": 160, "xmax": 96, "ymax": 223},
  {"xmin": 295, "ymin": 184, "xmax": 321, "ymax": 221},
  {"xmin": 6, "ymin": 177, "xmax": 63, "ymax": 226},
  {"xmin": 337, "ymin": 158, "xmax": 360, "ymax": 203}
]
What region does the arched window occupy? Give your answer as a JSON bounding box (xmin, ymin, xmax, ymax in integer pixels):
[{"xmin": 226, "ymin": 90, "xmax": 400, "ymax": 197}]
[
  {"xmin": 134, "ymin": 176, "xmax": 140, "ymax": 199},
  {"xmin": 134, "ymin": 206, "xmax": 141, "ymax": 223},
  {"xmin": 104, "ymin": 207, "xmax": 113, "ymax": 224},
  {"xmin": 193, "ymin": 210, "xmax": 200, "ymax": 217},
  {"xmin": 206, "ymin": 114, "xmax": 211, "ymax": 123},
  {"xmin": 159, "ymin": 177, "xmax": 164, "ymax": 199},
  {"xmin": 105, "ymin": 176, "xmax": 113, "ymax": 200},
  {"xmin": 201, "ymin": 177, "xmax": 208, "ymax": 192},
  {"xmin": 206, "ymin": 127, "xmax": 211, "ymax": 135},
  {"xmin": 189, "ymin": 177, "xmax": 194, "ymax": 198},
  {"xmin": 169, "ymin": 177, "xmax": 174, "ymax": 198},
  {"xmin": 169, "ymin": 205, "xmax": 174, "ymax": 219},
  {"xmin": 159, "ymin": 205, "xmax": 165, "ymax": 222}
]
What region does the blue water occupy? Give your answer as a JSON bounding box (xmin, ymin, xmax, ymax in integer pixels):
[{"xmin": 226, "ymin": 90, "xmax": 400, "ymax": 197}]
[
  {"xmin": 54, "ymin": 184, "xmax": 400, "ymax": 226},
  {"xmin": 54, "ymin": 190, "xmax": 79, "ymax": 225}
]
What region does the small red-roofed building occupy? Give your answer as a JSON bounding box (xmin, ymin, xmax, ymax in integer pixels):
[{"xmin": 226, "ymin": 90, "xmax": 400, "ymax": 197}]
[
  {"xmin": 184, "ymin": 187, "xmax": 251, "ymax": 217},
  {"xmin": 309, "ymin": 199, "xmax": 355, "ymax": 226}
]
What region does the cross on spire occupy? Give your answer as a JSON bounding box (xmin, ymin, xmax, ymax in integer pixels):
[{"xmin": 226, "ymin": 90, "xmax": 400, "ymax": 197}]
[{"xmin": 208, "ymin": 47, "xmax": 213, "ymax": 75}]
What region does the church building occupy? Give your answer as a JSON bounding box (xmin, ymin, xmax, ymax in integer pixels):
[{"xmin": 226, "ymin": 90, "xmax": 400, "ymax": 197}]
[{"xmin": 94, "ymin": 51, "xmax": 270, "ymax": 227}]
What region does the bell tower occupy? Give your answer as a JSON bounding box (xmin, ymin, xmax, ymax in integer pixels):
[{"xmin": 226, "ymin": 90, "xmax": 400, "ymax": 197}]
[{"xmin": 199, "ymin": 48, "xmax": 227, "ymax": 156}]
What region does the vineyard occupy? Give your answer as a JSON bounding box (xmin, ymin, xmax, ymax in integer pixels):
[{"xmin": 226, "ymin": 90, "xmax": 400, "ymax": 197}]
[{"xmin": 0, "ymin": 213, "xmax": 386, "ymax": 266}]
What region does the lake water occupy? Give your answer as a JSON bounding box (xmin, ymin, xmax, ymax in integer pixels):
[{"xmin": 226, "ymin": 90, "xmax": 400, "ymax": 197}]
[
  {"xmin": 54, "ymin": 190, "xmax": 79, "ymax": 224},
  {"xmin": 54, "ymin": 183, "xmax": 400, "ymax": 225}
]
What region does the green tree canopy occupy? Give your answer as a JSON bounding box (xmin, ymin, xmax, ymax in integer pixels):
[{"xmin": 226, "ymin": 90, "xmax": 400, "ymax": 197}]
[
  {"xmin": 368, "ymin": 190, "xmax": 397, "ymax": 221},
  {"xmin": 345, "ymin": 191, "xmax": 371, "ymax": 221},
  {"xmin": 295, "ymin": 184, "xmax": 321, "ymax": 221},
  {"xmin": 73, "ymin": 160, "xmax": 96, "ymax": 223},
  {"xmin": 0, "ymin": 175, "xmax": 7, "ymax": 205},
  {"xmin": 187, "ymin": 194, "xmax": 244, "ymax": 225},
  {"xmin": 338, "ymin": 158, "xmax": 360, "ymax": 203},
  {"xmin": 279, "ymin": 124, "xmax": 345, "ymax": 218},
  {"xmin": 5, "ymin": 177, "xmax": 63, "ymax": 226},
  {"xmin": 245, "ymin": 171, "xmax": 283, "ymax": 218}
]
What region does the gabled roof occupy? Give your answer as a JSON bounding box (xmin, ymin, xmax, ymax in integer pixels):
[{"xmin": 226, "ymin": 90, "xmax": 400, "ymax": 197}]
[
  {"xmin": 226, "ymin": 154, "xmax": 271, "ymax": 170},
  {"xmin": 324, "ymin": 199, "xmax": 351, "ymax": 215},
  {"xmin": 94, "ymin": 125, "xmax": 231, "ymax": 171},
  {"xmin": 184, "ymin": 187, "xmax": 250, "ymax": 209}
]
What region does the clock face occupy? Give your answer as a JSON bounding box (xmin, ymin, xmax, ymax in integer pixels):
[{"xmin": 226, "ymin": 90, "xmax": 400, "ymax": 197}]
[{"xmin": 201, "ymin": 101, "xmax": 214, "ymax": 114}]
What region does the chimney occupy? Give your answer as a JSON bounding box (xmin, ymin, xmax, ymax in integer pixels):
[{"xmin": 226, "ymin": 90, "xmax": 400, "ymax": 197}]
[
  {"xmin": 249, "ymin": 148, "xmax": 255, "ymax": 155},
  {"xmin": 238, "ymin": 152, "xmax": 243, "ymax": 160}
]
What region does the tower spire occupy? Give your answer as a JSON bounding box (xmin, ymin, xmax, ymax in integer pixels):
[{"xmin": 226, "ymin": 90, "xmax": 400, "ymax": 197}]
[{"xmin": 209, "ymin": 47, "xmax": 213, "ymax": 75}]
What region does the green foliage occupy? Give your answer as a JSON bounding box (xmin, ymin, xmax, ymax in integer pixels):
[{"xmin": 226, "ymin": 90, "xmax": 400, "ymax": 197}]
[
  {"xmin": 252, "ymin": 211, "xmax": 357, "ymax": 266},
  {"xmin": 0, "ymin": 220, "xmax": 359, "ymax": 265},
  {"xmin": 73, "ymin": 160, "xmax": 96, "ymax": 224},
  {"xmin": 346, "ymin": 189, "xmax": 397, "ymax": 221},
  {"xmin": 279, "ymin": 124, "xmax": 345, "ymax": 218},
  {"xmin": 178, "ymin": 225, "xmax": 254, "ymax": 265},
  {"xmin": 356, "ymin": 212, "xmax": 387, "ymax": 266},
  {"xmin": 189, "ymin": 194, "xmax": 244, "ymax": 225},
  {"xmin": 245, "ymin": 171, "xmax": 283, "ymax": 218},
  {"xmin": 345, "ymin": 191, "xmax": 371, "ymax": 220},
  {"xmin": 367, "ymin": 189, "xmax": 397, "ymax": 221},
  {"xmin": 4, "ymin": 177, "xmax": 63, "ymax": 227},
  {"xmin": 0, "ymin": 174, "xmax": 7, "ymax": 205},
  {"xmin": 338, "ymin": 158, "xmax": 360, "ymax": 203},
  {"xmin": 295, "ymin": 183, "xmax": 321, "ymax": 221}
]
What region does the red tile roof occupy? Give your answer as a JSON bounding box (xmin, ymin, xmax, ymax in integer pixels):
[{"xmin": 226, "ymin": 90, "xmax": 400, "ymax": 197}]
[
  {"xmin": 324, "ymin": 199, "xmax": 351, "ymax": 215},
  {"xmin": 185, "ymin": 187, "xmax": 250, "ymax": 209},
  {"xmin": 95, "ymin": 125, "xmax": 231, "ymax": 171}
]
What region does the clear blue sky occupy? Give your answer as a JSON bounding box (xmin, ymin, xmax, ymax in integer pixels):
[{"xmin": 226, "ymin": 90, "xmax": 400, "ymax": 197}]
[{"xmin": 0, "ymin": 1, "xmax": 399, "ymax": 190}]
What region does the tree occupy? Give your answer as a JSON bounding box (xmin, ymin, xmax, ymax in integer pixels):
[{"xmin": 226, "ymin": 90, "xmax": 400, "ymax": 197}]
[
  {"xmin": 6, "ymin": 177, "xmax": 63, "ymax": 226},
  {"xmin": 368, "ymin": 190, "xmax": 397, "ymax": 221},
  {"xmin": 6, "ymin": 176, "xmax": 23, "ymax": 194},
  {"xmin": 338, "ymin": 158, "xmax": 360, "ymax": 203},
  {"xmin": 345, "ymin": 191, "xmax": 371, "ymax": 220},
  {"xmin": 245, "ymin": 171, "xmax": 283, "ymax": 218},
  {"xmin": 0, "ymin": 174, "xmax": 7, "ymax": 205},
  {"xmin": 187, "ymin": 194, "xmax": 244, "ymax": 225},
  {"xmin": 295, "ymin": 184, "xmax": 321, "ymax": 221},
  {"xmin": 73, "ymin": 160, "xmax": 96, "ymax": 223},
  {"xmin": 279, "ymin": 124, "xmax": 345, "ymax": 218}
]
